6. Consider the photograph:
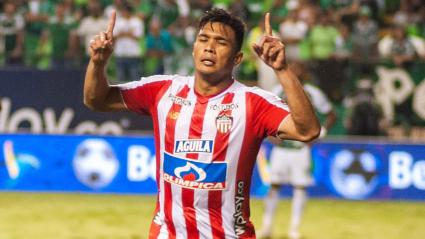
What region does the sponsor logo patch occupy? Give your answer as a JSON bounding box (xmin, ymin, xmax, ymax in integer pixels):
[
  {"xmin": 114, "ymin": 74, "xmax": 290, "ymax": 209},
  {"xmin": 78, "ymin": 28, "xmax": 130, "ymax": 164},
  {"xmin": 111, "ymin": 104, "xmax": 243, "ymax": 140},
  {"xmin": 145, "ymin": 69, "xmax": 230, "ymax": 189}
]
[
  {"xmin": 209, "ymin": 103, "xmax": 239, "ymax": 111},
  {"xmin": 234, "ymin": 180, "xmax": 247, "ymax": 235},
  {"xmin": 168, "ymin": 94, "xmax": 192, "ymax": 106},
  {"xmin": 163, "ymin": 153, "xmax": 227, "ymax": 190},
  {"xmin": 174, "ymin": 140, "xmax": 213, "ymax": 154},
  {"xmin": 168, "ymin": 111, "xmax": 180, "ymax": 120}
]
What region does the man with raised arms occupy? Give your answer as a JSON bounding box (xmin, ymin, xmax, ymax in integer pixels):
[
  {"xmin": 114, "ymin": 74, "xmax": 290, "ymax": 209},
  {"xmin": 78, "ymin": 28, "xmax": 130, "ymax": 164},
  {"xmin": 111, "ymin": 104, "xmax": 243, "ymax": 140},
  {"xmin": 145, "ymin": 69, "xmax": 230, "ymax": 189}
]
[{"xmin": 84, "ymin": 8, "xmax": 320, "ymax": 239}]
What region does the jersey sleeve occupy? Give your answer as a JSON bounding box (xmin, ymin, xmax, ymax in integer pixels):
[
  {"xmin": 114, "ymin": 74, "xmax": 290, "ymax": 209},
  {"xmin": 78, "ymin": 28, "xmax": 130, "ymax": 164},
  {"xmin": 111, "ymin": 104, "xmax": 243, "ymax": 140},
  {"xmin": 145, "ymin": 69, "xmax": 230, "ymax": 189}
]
[
  {"xmin": 117, "ymin": 75, "xmax": 172, "ymax": 115},
  {"xmin": 248, "ymin": 89, "xmax": 290, "ymax": 138}
]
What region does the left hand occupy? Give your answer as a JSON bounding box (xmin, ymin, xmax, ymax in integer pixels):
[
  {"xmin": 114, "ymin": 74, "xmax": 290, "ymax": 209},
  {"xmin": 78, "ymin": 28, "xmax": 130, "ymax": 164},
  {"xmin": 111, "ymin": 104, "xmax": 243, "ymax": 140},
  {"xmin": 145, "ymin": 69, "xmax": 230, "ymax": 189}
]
[{"xmin": 252, "ymin": 13, "xmax": 287, "ymax": 71}]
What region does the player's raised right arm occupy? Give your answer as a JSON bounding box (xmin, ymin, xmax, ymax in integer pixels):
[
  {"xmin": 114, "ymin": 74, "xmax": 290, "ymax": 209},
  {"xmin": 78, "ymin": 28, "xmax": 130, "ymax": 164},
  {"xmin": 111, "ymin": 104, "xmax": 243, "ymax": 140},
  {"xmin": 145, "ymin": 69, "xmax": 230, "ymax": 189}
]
[{"xmin": 83, "ymin": 11, "xmax": 126, "ymax": 112}]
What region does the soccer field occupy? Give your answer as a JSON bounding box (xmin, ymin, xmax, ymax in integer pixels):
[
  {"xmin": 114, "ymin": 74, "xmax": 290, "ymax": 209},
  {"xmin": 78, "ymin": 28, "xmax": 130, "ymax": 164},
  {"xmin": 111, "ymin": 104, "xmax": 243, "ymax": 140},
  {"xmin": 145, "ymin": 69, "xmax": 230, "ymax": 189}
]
[{"xmin": 0, "ymin": 192, "xmax": 424, "ymax": 239}]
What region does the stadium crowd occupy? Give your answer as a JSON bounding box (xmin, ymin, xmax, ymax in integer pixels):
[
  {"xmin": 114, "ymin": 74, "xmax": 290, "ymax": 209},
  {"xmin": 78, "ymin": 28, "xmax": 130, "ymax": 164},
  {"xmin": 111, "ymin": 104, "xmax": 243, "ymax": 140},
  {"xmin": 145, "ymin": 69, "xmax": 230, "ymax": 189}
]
[{"xmin": 1, "ymin": 0, "xmax": 425, "ymax": 136}]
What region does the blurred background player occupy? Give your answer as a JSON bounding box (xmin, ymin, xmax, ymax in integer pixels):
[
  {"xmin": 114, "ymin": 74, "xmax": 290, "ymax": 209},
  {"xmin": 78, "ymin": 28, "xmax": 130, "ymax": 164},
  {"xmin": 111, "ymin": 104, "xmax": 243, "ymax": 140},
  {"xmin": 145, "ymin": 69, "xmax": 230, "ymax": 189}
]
[
  {"xmin": 0, "ymin": 1, "xmax": 25, "ymax": 66},
  {"xmin": 258, "ymin": 61, "xmax": 336, "ymax": 239},
  {"xmin": 113, "ymin": 1, "xmax": 144, "ymax": 82}
]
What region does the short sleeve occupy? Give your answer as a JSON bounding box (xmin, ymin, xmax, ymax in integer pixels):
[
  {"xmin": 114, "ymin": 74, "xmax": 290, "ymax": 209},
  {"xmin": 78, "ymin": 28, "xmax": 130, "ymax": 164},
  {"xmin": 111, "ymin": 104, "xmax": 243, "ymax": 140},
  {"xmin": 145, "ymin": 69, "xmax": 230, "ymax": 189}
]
[
  {"xmin": 247, "ymin": 89, "xmax": 290, "ymax": 138},
  {"xmin": 117, "ymin": 75, "xmax": 172, "ymax": 115}
]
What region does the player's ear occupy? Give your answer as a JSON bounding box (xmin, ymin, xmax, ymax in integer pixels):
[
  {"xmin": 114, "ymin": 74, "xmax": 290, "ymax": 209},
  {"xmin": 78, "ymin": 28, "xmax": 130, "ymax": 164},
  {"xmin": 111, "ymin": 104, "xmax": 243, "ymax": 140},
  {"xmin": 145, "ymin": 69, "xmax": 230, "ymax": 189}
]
[{"xmin": 234, "ymin": 52, "xmax": 243, "ymax": 66}]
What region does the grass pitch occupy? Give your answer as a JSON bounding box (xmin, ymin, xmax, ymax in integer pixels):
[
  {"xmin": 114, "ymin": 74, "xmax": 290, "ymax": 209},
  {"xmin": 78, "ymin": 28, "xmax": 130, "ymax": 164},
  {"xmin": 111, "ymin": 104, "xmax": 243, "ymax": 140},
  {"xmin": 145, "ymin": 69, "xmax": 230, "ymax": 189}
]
[{"xmin": 0, "ymin": 192, "xmax": 424, "ymax": 239}]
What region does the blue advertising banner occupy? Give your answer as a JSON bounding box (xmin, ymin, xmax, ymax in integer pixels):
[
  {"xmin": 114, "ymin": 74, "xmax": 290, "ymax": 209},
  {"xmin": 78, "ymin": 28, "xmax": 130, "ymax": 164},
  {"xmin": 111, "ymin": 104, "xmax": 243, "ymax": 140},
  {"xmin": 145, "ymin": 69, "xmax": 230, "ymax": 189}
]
[
  {"xmin": 310, "ymin": 141, "xmax": 425, "ymax": 200},
  {"xmin": 250, "ymin": 140, "xmax": 425, "ymax": 201},
  {"xmin": 0, "ymin": 134, "xmax": 157, "ymax": 194},
  {"xmin": 1, "ymin": 134, "xmax": 424, "ymax": 200}
]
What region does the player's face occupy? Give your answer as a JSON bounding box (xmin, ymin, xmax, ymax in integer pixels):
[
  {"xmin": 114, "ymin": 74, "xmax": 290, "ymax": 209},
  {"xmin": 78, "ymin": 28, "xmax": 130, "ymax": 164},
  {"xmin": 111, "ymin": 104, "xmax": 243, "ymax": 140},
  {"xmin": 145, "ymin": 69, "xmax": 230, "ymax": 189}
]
[{"xmin": 193, "ymin": 22, "xmax": 242, "ymax": 80}]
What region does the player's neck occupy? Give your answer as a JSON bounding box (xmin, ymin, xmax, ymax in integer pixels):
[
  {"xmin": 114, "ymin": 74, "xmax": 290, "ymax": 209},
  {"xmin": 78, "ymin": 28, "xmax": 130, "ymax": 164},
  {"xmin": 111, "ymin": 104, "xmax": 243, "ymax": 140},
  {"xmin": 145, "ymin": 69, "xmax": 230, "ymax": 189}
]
[{"xmin": 194, "ymin": 73, "xmax": 234, "ymax": 97}]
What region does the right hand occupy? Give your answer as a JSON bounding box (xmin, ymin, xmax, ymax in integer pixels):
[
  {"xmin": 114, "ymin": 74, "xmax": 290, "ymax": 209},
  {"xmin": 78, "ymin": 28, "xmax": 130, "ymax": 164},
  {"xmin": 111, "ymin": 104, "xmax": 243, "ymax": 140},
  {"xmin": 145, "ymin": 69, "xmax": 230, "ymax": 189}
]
[{"xmin": 89, "ymin": 11, "xmax": 116, "ymax": 64}]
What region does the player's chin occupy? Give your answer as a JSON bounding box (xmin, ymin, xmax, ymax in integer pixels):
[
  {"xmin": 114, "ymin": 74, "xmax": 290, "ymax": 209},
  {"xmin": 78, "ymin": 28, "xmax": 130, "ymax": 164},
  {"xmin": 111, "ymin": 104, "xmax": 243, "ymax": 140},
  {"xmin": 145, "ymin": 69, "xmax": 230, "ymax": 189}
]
[{"xmin": 195, "ymin": 65, "xmax": 219, "ymax": 75}]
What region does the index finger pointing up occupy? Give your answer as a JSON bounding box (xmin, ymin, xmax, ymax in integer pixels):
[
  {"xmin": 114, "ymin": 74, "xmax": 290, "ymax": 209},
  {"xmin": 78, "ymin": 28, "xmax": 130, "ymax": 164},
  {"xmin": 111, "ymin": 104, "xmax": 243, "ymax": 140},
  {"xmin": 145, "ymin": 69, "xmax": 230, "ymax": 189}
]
[
  {"xmin": 106, "ymin": 10, "xmax": 116, "ymax": 37},
  {"xmin": 265, "ymin": 12, "xmax": 272, "ymax": 36}
]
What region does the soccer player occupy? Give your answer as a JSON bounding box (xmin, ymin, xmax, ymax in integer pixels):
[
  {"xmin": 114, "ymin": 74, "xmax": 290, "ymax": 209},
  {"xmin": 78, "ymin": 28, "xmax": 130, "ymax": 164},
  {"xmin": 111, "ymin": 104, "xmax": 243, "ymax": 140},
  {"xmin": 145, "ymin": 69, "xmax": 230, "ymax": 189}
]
[
  {"xmin": 258, "ymin": 61, "xmax": 336, "ymax": 239},
  {"xmin": 84, "ymin": 8, "xmax": 320, "ymax": 239}
]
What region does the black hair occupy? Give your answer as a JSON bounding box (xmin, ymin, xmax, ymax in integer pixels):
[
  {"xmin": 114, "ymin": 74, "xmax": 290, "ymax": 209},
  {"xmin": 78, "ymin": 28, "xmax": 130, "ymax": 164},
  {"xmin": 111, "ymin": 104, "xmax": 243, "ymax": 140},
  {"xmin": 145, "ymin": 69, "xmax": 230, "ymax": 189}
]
[{"xmin": 199, "ymin": 8, "xmax": 246, "ymax": 52}]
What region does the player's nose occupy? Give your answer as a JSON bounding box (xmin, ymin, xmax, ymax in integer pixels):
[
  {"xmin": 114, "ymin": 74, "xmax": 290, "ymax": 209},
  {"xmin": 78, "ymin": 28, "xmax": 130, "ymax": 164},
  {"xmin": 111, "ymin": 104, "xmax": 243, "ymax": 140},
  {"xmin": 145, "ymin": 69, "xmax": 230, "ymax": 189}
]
[{"xmin": 204, "ymin": 42, "xmax": 215, "ymax": 53}]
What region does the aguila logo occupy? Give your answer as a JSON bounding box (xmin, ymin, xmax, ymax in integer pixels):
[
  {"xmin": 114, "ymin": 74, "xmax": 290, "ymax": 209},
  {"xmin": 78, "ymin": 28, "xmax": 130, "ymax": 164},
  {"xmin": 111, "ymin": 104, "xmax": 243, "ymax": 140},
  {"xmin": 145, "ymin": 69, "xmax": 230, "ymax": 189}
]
[{"xmin": 174, "ymin": 140, "xmax": 213, "ymax": 154}]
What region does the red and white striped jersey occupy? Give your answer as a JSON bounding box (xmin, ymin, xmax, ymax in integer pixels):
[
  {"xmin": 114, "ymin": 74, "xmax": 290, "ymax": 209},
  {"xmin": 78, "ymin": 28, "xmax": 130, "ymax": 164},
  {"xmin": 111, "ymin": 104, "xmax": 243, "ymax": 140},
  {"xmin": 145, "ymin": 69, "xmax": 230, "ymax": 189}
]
[{"xmin": 119, "ymin": 75, "xmax": 289, "ymax": 239}]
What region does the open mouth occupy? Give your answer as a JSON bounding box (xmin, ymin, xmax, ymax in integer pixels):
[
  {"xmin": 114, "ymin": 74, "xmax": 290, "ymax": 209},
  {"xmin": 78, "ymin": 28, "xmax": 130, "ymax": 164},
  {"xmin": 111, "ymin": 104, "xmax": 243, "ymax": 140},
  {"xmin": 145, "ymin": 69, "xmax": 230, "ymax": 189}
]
[{"xmin": 201, "ymin": 58, "xmax": 216, "ymax": 66}]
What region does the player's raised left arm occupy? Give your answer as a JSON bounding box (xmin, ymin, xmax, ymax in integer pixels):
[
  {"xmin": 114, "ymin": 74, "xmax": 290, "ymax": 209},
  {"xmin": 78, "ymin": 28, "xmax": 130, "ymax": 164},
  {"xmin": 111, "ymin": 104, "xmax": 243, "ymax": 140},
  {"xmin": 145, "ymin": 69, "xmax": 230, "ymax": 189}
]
[{"xmin": 252, "ymin": 13, "xmax": 320, "ymax": 142}]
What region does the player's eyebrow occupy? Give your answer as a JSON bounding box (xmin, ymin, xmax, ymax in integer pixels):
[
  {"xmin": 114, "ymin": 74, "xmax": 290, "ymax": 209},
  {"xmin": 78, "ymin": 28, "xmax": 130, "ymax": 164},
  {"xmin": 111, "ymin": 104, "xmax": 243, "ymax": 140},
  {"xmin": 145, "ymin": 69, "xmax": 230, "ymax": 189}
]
[{"xmin": 198, "ymin": 33, "xmax": 230, "ymax": 43}]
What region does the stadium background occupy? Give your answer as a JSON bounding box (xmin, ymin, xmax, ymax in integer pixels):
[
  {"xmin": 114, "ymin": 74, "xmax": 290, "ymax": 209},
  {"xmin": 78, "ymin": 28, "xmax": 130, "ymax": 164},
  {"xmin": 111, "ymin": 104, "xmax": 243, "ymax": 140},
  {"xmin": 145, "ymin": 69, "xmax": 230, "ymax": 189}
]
[{"xmin": 1, "ymin": 0, "xmax": 425, "ymax": 238}]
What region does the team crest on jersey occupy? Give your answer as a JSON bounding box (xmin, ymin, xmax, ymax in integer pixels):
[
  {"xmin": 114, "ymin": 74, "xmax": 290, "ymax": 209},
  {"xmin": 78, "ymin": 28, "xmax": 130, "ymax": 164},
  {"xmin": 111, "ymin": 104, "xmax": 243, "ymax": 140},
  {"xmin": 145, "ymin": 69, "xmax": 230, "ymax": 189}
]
[
  {"xmin": 174, "ymin": 140, "xmax": 213, "ymax": 154},
  {"xmin": 163, "ymin": 153, "xmax": 227, "ymax": 190},
  {"xmin": 216, "ymin": 112, "xmax": 233, "ymax": 134}
]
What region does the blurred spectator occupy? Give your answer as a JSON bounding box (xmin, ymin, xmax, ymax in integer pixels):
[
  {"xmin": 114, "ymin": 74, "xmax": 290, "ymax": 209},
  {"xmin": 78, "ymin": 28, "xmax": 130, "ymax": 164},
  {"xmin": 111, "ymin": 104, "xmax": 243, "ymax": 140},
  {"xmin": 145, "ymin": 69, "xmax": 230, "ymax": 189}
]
[
  {"xmin": 133, "ymin": 0, "xmax": 154, "ymax": 21},
  {"xmin": 154, "ymin": 0, "xmax": 180, "ymax": 29},
  {"xmin": 60, "ymin": 0, "xmax": 83, "ymax": 23},
  {"xmin": 378, "ymin": 25, "xmax": 425, "ymax": 67},
  {"xmin": 233, "ymin": 1, "xmax": 261, "ymax": 27},
  {"xmin": 392, "ymin": 0, "xmax": 424, "ymax": 37},
  {"xmin": 269, "ymin": 0, "xmax": 290, "ymax": 30},
  {"xmin": 351, "ymin": 6, "xmax": 378, "ymax": 69},
  {"xmin": 393, "ymin": 0, "xmax": 415, "ymax": 28},
  {"xmin": 343, "ymin": 78, "xmax": 385, "ymax": 136},
  {"xmin": 229, "ymin": 0, "xmax": 251, "ymax": 23},
  {"xmin": 279, "ymin": 9, "xmax": 308, "ymax": 61},
  {"xmin": 325, "ymin": 0, "xmax": 380, "ymax": 23},
  {"xmin": 35, "ymin": 29, "xmax": 51, "ymax": 69},
  {"xmin": 297, "ymin": 0, "xmax": 320, "ymax": 28},
  {"xmin": 212, "ymin": 0, "xmax": 231, "ymax": 9},
  {"xmin": 166, "ymin": 16, "xmax": 196, "ymax": 75},
  {"xmin": 332, "ymin": 0, "xmax": 360, "ymax": 26},
  {"xmin": 9, "ymin": 0, "xmax": 26, "ymax": 13},
  {"xmin": 189, "ymin": 0, "xmax": 213, "ymax": 20},
  {"xmin": 334, "ymin": 23, "xmax": 353, "ymax": 95},
  {"xmin": 0, "ymin": 1, "xmax": 25, "ymax": 66},
  {"xmin": 175, "ymin": 0, "xmax": 190, "ymax": 18},
  {"xmin": 420, "ymin": 6, "xmax": 425, "ymax": 37},
  {"xmin": 359, "ymin": 0, "xmax": 380, "ymax": 21},
  {"xmin": 47, "ymin": 3, "xmax": 77, "ymax": 69},
  {"xmin": 145, "ymin": 17, "xmax": 174, "ymax": 74},
  {"xmin": 113, "ymin": 2, "xmax": 144, "ymax": 82},
  {"xmin": 308, "ymin": 11, "xmax": 346, "ymax": 101},
  {"xmin": 308, "ymin": 11, "xmax": 340, "ymax": 60},
  {"xmin": 76, "ymin": 0, "xmax": 108, "ymax": 62},
  {"xmin": 104, "ymin": 0, "xmax": 124, "ymax": 19},
  {"xmin": 334, "ymin": 23, "xmax": 353, "ymax": 60},
  {"xmin": 24, "ymin": 0, "xmax": 51, "ymax": 67}
]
